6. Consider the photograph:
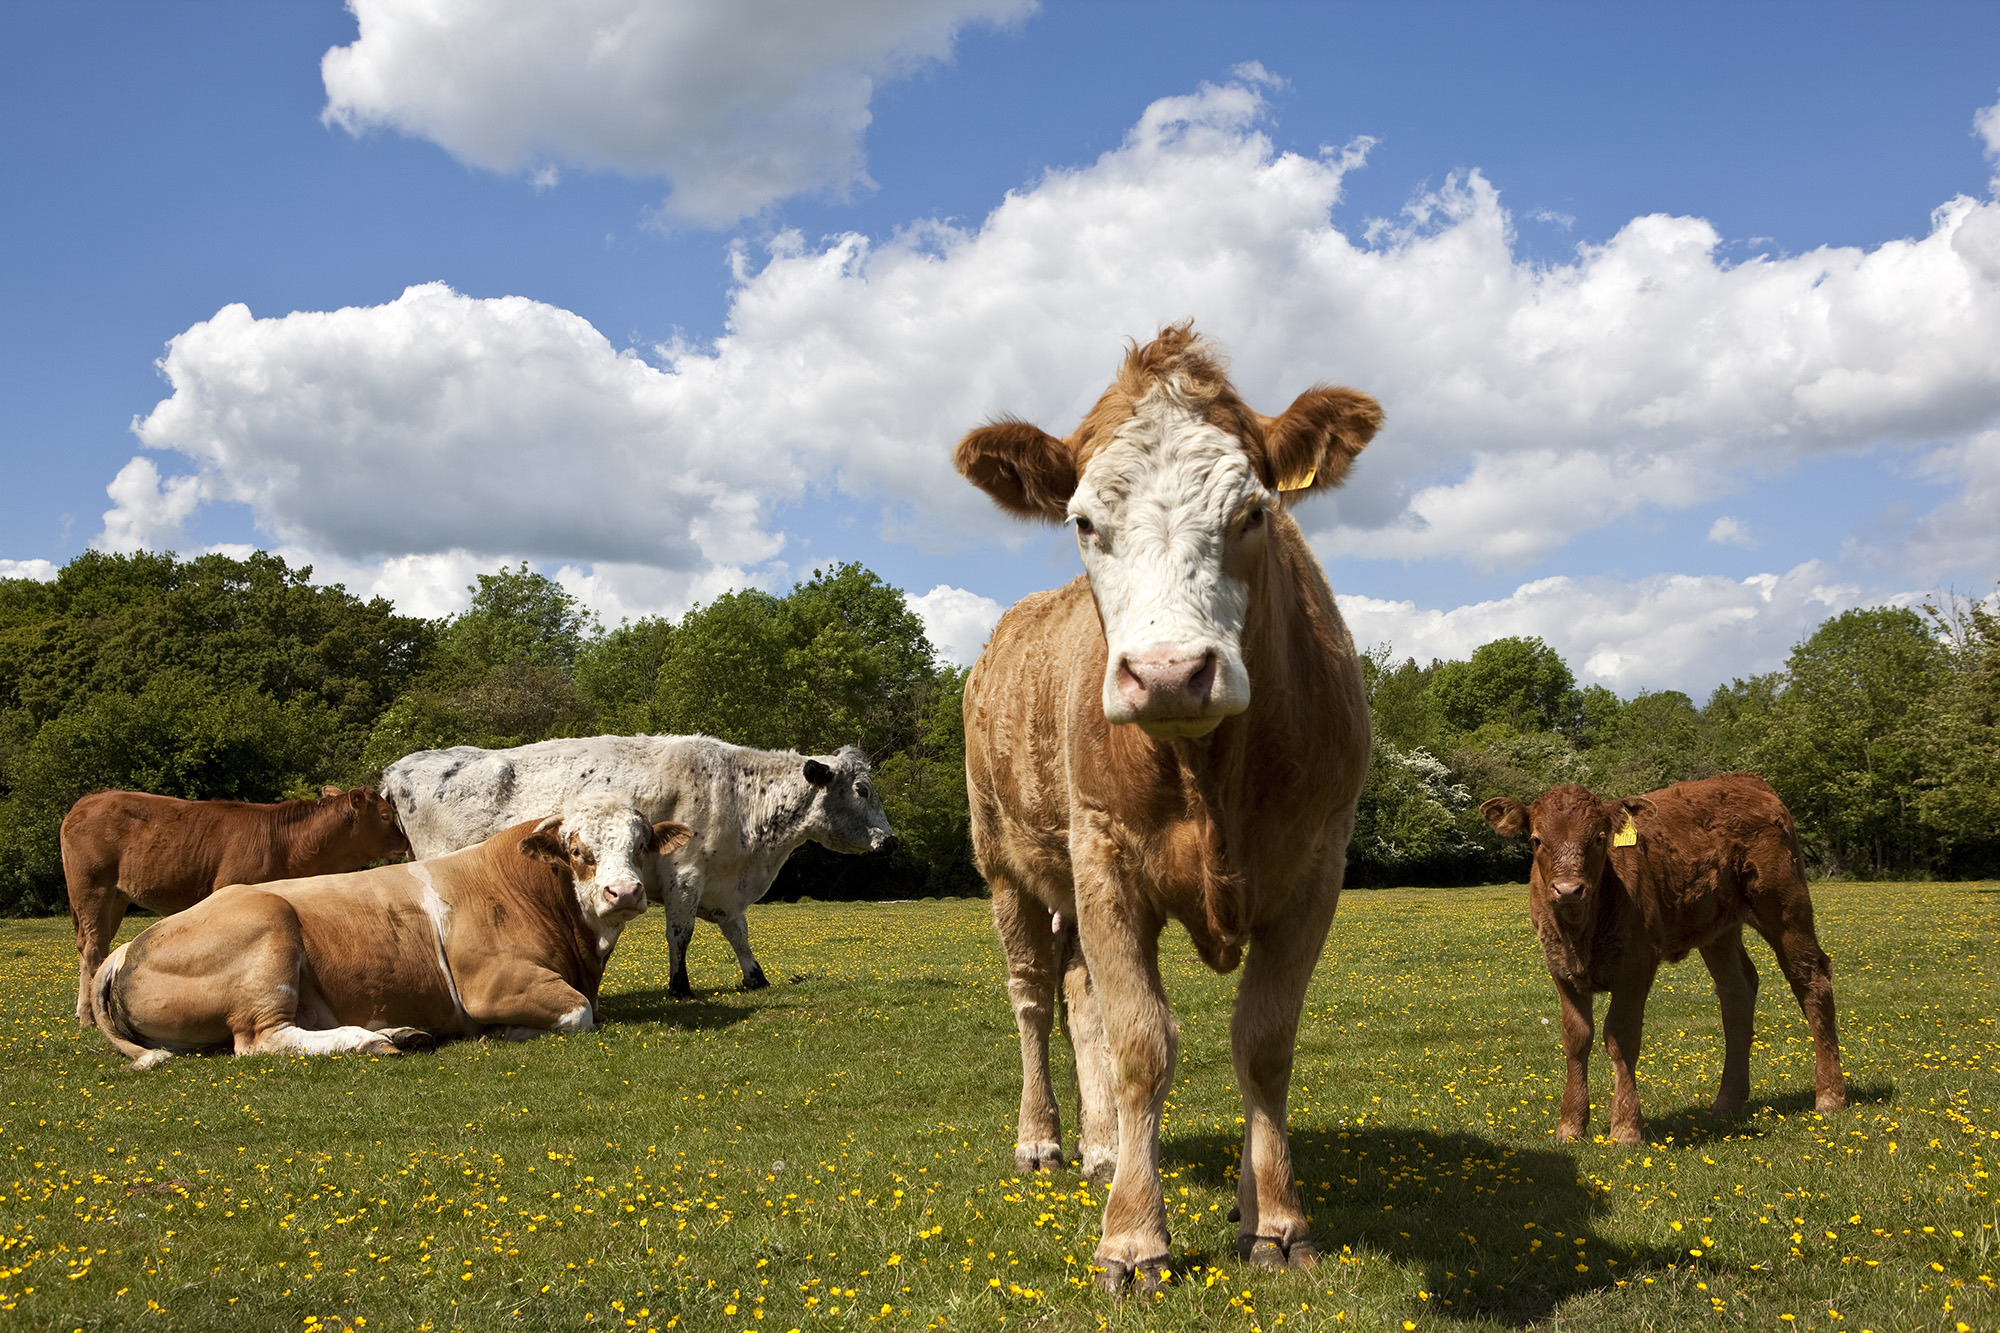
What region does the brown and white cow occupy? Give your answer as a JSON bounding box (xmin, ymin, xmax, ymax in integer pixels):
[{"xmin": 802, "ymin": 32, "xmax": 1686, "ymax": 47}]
[
  {"xmin": 90, "ymin": 805, "xmax": 691, "ymax": 1070},
  {"xmin": 1480, "ymin": 774, "xmax": 1846, "ymax": 1145},
  {"xmin": 64, "ymin": 786, "xmax": 413, "ymax": 1024},
  {"xmin": 955, "ymin": 324, "xmax": 1380, "ymax": 1291}
]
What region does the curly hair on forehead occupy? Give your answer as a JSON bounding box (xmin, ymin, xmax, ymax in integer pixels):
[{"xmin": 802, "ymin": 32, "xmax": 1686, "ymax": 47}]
[{"xmin": 1532, "ymin": 784, "xmax": 1607, "ymax": 818}]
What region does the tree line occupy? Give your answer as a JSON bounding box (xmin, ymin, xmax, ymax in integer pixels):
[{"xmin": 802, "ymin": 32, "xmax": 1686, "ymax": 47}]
[{"xmin": 1, "ymin": 549, "xmax": 1993, "ymax": 914}]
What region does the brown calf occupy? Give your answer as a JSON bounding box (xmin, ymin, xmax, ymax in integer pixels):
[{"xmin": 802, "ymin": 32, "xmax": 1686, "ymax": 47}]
[
  {"xmin": 956, "ymin": 326, "xmax": 1379, "ymax": 1290},
  {"xmin": 63, "ymin": 786, "xmax": 411, "ymax": 1024},
  {"xmin": 1480, "ymin": 774, "xmax": 1845, "ymax": 1145}
]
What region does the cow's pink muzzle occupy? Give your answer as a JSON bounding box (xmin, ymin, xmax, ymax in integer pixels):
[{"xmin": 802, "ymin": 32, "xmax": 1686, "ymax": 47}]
[{"xmin": 600, "ymin": 880, "xmax": 646, "ymax": 915}]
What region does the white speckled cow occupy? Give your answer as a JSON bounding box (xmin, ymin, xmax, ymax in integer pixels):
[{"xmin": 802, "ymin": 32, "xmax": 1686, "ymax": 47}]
[{"xmin": 382, "ymin": 735, "xmax": 897, "ymax": 997}]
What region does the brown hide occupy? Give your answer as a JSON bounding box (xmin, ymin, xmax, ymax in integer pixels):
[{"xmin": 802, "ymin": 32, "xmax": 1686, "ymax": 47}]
[
  {"xmin": 92, "ymin": 816, "xmax": 687, "ymax": 1066},
  {"xmin": 1480, "ymin": 774, "xmax": 1845, "ymax": 1144},
  {"xmin": 958, "ymin": 325, "xmax": 1375, "ymax": 1287},
  {"xmin": 62, "ymin": 787, "xmax": 411, "ymax": 1024}
]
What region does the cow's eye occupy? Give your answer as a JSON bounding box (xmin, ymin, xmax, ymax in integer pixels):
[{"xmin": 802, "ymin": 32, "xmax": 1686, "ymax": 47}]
[
  {"xmin": 857, "ymin": 784, "xmax": 872, "ymax": 801},
  {"xmin": 1529, "ymin": 835, "xmax": 1542, "ymax": 850},
  {"xmin": 1243, "ymin": 505, "xmax": 1265, "ymax": 530},
  {"xmin": 1072, "ymin": 515, "xmax": 1096, "ymax": 537}
]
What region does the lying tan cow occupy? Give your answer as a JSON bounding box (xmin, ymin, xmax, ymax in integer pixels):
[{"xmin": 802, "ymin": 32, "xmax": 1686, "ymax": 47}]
[
  {"xmin": 1481, "ymin": 774, "xmax": 1845, "ymax": 1145},
  {"xmin": 63, "ymin": 785, "xmax": 412, "ymax": 1024},
  {"xmin": 956, "ymin": 324, "xmax": 1380, "ymax": 1289},
  {"xmin": 91, "ymin": 805, "xmax": 690, "ymax": 1070}
]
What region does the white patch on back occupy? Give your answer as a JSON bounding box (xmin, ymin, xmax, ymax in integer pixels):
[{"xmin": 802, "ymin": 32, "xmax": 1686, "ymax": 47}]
[{"xmin": 411, "ymin": 864, "xmax": 468, "ymax": 1023}]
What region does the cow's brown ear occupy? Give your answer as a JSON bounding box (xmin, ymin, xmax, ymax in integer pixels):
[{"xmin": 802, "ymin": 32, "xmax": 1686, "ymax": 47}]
[
  {"xmin": 519, "ymin": 815, "xmax": 567, "ymax": 864},
  {"xmin": 1480, "ymin": 796, "xmax": 1529, "ymax": 838},
  {"xmin": 1619, "ymin": 796, "xmax": 1657, "ymax": 821},
  {"xmin": 651, "ymin": 821, "xmax": 694, "ymax": 855},
  {"xmin": 1258, "ymin": 386, "xmax": 1381, "ymax": 506},
  {"xmin": 322, "ymin": 784, "xmax": 344, "ymax": 798},
  {"xmin": 954, "ymin": 420, "xmax": 1077, "ymax": 521}
]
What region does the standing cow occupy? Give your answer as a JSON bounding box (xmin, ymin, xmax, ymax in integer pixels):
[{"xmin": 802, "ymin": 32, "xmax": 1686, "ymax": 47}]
[
  {"xmin": 92, "ymin": 804, "xmax": 690, "ymax": 1069},
  {"xmin": 382, "ymin": 736, "xmax": 896, "ymax": 997},
  {"xmin": 955, "ymin": 324, "xmax": 1380, "ymax": 1290},
  {"xmin": 63, "ymin": 786, "xmax": 411, "ymax": 1024},
  {"xmin": 1480, "ymin": 774, "xmax": 1846, "ymax": 1145}
]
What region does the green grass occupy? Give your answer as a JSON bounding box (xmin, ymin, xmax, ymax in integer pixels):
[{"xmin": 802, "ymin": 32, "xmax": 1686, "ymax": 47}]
[{"xmin": 1, "ymin": 883, "xmax": 1996, "ymax": 1332}]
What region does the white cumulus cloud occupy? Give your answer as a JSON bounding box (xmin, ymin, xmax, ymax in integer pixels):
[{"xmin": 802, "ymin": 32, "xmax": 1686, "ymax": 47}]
[
  {"xmin": 1343, "ymin": 562, "xmax": 1897, "ymax": 696},
  {"xmin": 321, "ymin": 0, "xmax": 1034, "ymax": 224},
  {"xmin": 97, "ymin": 457, "xmax": 205, "ymax": 554},
  {"xmin": 905, "ymin": 584, "xmax": 1003, "ymax": 666},
  {"xmin": 1707, "ymin": 516, "xmax": 1756, "ymax": 549},
  {"xmin": 120, "ymin": 72, "xmax": 2000, "ymax": 678},
  {"xmin": 0, "ymin": 558, "xmax": 58, "ymax": 582}
]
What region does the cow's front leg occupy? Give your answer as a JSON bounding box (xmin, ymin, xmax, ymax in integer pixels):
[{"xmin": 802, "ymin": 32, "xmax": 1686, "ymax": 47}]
[
  {"xmin": 461, "ymin": 963, "xmax": 595, "ymax": 1040},
  {"xmin": 1074, "ymin": 851, "xmax": 1175, "ymax": 1294},
  {"xmin": 1231, "ymin": 875, "xmax": 1340, "ymax": 1270},
  {"xmin": 994, "ymin": 878, "xmax": 1065, "ymax": 1173},
  {"xmin": 1554, "ymin": 979, "xmax": 1595, "ymax": 1142},
  {"xmin": 664, "ymin": 870, "xmax": 700, "ymax": 999},
  {"xmin": 1602, "ymin": 963, "xmax": 1656, "ymax": 1145},
  {"xmin": 715, "ymin": 908, "xmax": 768, "ymax": 990}
]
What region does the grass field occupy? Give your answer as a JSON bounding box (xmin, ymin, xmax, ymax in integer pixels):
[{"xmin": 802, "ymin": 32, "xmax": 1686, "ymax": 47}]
[{"xmin": 1, "ymin": 882, "xmax": 1996, "ymax": 1332}]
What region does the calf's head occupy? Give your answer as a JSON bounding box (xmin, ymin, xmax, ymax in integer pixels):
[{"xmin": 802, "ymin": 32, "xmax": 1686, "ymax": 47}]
[
  {"xmin": 801, "ymin": 746, "xmax": 898, "ymax": 856},
  {"xmin": 955, "ymin": 323, "xmax": 1380, "ymax": 739},
  {"xmin": 520, "ymin": 806, "xmax": 694, "ymax": 925},
  {"xmin": 1481, "ymin": 785, "xmax": 1654, "ymax": 920},
  {"xmin": 325, "ymin": 784, "xmax": 412, "ymax": 863}
]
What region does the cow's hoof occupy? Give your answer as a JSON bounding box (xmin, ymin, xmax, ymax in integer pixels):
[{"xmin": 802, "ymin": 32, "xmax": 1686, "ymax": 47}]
[
  {"xmin": 668, "ymin": 981, "xmax": 695, "ymax": 1000},
  {"xmin": 380, "ymin": 1027, "xmax": 437, "ymax": 1052},
  {"xmin": 1711, "ymin": 1093, "xmax": 1747, "ymax": 1115},
  {"xmin": 359, "ymin": 1037, "xmax": 401, "ymax": 1056},
  {"xmin": 1095, "ymin": 1255, "xmax": 1174, "ymax": 1295},
  {"xmin": 1817, "ymin": 1091, "xmax": 1846, "ymax": 1113},
  {"xmin": 1079, "ymin": 1147, "xmax": 1115, "ymax": 1186},
  {"xmin": 741, "ymin": 971, "xmax": 770, "ymax": 991},
  {"xmin": 1553, "ymin": 1123, "xmax": 1586, "ymax": 1144},
  {"xmin": 1014, "ymin": 1142, "xmax": 1063, "ymax": 1175},
  {"xmin": 1237, "ymin": 1232, "xmax": 1318, "ymax": 1270},
  {"xmin": 1286, "ymin": 1238, "xmax": 1321, "ymax": 1270},
  {"xmin": 1610, "ymin": 1124, "xmax": 1643, "ymax": 1146},
  {"xmin": 1227, "ymin": 1204, "xmax": 1241, "ymax": 1223}
]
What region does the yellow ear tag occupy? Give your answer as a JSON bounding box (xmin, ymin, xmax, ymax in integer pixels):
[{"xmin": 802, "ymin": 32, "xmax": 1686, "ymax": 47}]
[
  {"xmin": 1613, "ymin": 816, "xmax": 1638, "ymax": 848},
  {"xmin": 1277, "ymin": 462, "xmax": 1317, "ymax": 492}
]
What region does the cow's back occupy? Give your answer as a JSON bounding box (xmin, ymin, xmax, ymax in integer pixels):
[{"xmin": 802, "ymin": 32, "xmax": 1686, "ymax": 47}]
[
  {"xmin": 386, "ymin": 736, "xmax": 741, "ymax": 862},
  {"xmin": 963, "ymin": 579, "xmax": 1103, "ymax": 895},
  {"xmin": 1624, "ymin": 773, "xmax": 1806, "ymax": 960},
  {"xmin": 63, "ymin": 791, "xmax": 278, "ymax": 908}
]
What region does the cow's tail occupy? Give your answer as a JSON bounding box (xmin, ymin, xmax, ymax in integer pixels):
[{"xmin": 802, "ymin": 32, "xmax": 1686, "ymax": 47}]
[{"xmin": 92, "ymin": 948, "xmax": 173, "ymax": 1071}]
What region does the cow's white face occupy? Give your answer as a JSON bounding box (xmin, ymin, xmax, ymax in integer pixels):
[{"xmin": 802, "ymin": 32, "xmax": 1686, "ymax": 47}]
[
  {"xmin": 525, "ymin": 806, "xmax": 693, "ymax": 928},
  {"xmin": 803, "ymin": 746, "xmax": 899, "ymax": 856},
  {"xmin": 1068, "ymin": 386, "xmax": 1267, "ymax": 739}
]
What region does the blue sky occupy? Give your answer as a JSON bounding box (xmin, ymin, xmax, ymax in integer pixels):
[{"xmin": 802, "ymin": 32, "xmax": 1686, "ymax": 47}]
[{"xmin": 5, "ymin": 2, "xmax": 2000, "ymax": 693}]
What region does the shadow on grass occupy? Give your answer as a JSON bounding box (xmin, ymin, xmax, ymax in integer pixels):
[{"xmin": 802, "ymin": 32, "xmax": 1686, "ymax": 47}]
[
  {"xmin": 602, "ymin": 989, "xmax": 756, "ymax": 1030},
  {"xmin": 1161, "ymin": 1124, "xmax": 1682, "ymax": 1327},
  {"xmin": 1637, "ymin": 1077, "xmax": 1895, "ymax": 1145}
]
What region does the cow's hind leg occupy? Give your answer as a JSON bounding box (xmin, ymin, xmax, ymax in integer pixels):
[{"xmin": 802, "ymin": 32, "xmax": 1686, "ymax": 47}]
[
  {"xmin": 1057, "ymin": 920, "xmax": 1118, "ymax": 1185},
  {"xmin": 1699, "ymin": 927, "xmax": 1758, "ymax": 1114},
  {"xmin": 70, "ymin": 877, "xmax": 131, "ymax": 1026},
  {"xmin": 248, "ymin": 963, "xmax": 398, "ymax": 1058},
  {"xmin": 993, "ymin": 878, "xmax": 1065, "ymax": 1175},
  {"xmin": 1230, "ymin": 881, "xmax": 1340, "ymax": 1271},
  {"xmin": 715, "ymin": 909, "xmax": 769, "ymax": 990},
  {"xmin": 1748, "ymin": 891, "xmax": 1846, "ymax": 1113}
]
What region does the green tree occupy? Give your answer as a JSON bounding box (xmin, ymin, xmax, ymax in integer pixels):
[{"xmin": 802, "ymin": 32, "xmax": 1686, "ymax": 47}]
[
  {"xmin": 1588, "ymin": 689, "xmax": 1704, "ymax": 794},
  {"xmin": 1429, "ymin": 636, "xmax": 1581, "ymax": 735},
  {"xmin": 574, "ymin": 616, "xmax": 676, "ymax": 734},
  {"xmin": 433, "ymin": 563, "xmax": 596, "ymax": 682},
  {"xmin": 1754, "ymin": 607, "xmax": 1944, "ymax": 874},
  {"xmin": 1907, "ymin": 595, "xmax": 2000, "ymax": 872}
]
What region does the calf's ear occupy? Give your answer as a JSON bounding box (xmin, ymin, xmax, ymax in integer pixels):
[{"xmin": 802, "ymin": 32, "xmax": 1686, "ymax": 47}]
[
  {"xmin": 651, "ymin": 821, "xmax": 694, "ymax": 855},
  {"xmin": 1619, "ymin": 796, "xmax": 1656, "ymax": 821},
  {"xmin": 803, "ymin": 758, "xmax": 833, "ymax": 788},
  {"xmin": 519, "ymin": 814, "xmax": 567, "ymax": 864},
  {"xmin": 322, "ymin": 784, "xmax": 344, "ymax": 798},
  {"xmin": 1257, "ymin": 387, "xmax": 1382, "ymax": 505},
  {"xmin": 954, "ymin": 420, "xmax": 1077, "ymax": 521},
  {"xmin": 1480, "ymin": 796, "xmax": 1530, "ymax": 838}
]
